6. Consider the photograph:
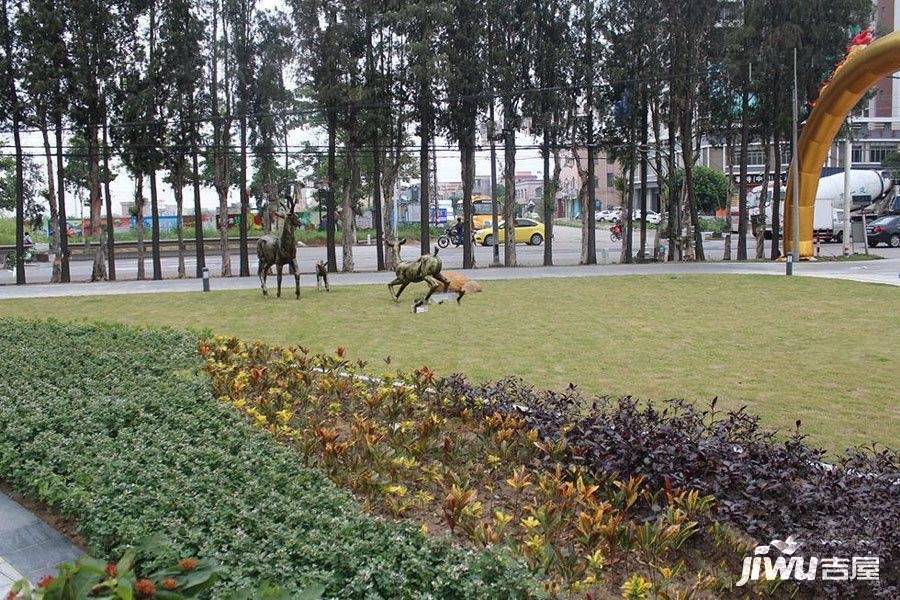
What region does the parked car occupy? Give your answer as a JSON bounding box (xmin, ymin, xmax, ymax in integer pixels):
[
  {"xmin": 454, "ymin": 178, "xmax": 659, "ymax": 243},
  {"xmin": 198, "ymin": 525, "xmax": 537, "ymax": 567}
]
[
  {"xmin": 866, "ymin": 215, "xmax": 900, "ymax": 248},
  {"xmin": 597, "ymin": 207, "xmax": 622, "ymax": 222},
  {"xmin": 630, "ymin": 209, "xmax": 661, "ymax": 225},
  {"xmin": 474, "ymin": 218, "xmax": 545, "ymax": 246}
]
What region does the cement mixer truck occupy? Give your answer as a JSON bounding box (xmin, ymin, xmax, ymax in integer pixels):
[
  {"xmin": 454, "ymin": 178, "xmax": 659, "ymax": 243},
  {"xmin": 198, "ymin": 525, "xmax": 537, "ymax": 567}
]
[{"xmin": 736, "ymin": 169, "xmax": 894, "ymax": 242}]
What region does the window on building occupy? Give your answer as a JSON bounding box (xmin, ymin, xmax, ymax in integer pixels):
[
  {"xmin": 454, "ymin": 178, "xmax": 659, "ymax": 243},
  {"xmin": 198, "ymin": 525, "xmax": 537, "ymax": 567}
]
[
  {"xmin": 733, "ymin": 146, "xmax": 766, "ymax": 165},
  {"xmin": 852, "ymin": 144, "xmax": 865, "ymax": 163},
  {"xmin": 869, "ymin": 144, "xmax": 897, "ymax": 164},
  {"xmin": 606, "ymin": 173, "xmax": 615, "ymax": 188}
]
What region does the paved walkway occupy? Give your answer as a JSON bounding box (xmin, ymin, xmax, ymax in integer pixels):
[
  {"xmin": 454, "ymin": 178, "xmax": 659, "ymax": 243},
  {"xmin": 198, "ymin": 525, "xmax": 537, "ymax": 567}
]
[
  {"xmin": 0, "ymin": 258, "xmax": 897, "ymax": 299},
  {"xmin": 0, "ymin": 492, "xmax": 81, "ymax": 596}
]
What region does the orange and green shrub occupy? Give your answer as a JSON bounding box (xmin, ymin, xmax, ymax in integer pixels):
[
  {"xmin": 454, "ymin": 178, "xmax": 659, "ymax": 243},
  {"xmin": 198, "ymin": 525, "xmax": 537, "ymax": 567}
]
[{"xmin": 203, "ymin": 337, "xmax": 757, "ymax": 598}]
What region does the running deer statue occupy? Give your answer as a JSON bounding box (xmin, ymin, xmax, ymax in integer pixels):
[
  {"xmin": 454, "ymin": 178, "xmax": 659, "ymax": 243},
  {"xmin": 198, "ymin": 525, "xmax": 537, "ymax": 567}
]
[
  {"xmin": 257, "ymin": 195, "xmax": 301, "ymax": 299},
  {"xmin": 386, "ymin": 238, "xmax": 459, "ymax": 305}
]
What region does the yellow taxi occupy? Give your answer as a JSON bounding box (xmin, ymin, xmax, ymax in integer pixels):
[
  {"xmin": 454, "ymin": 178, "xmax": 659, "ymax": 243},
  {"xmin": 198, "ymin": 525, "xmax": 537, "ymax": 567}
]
[{"xmin": 473, "ymin": 218, "xmax": 545, "ymax": 246}]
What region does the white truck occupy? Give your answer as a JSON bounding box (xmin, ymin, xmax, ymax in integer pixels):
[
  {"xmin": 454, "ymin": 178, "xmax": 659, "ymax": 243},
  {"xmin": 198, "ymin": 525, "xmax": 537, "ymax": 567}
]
[{"xmin": 734, "ymin": 169, "xmax": 894, "ymax": 242}]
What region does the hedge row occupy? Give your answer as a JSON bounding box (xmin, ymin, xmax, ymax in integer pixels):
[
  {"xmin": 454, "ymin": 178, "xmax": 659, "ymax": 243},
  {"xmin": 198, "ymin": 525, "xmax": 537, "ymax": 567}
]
[{"xmin": 0, "ymin": 320, "xmax": 541, "ymax": 598}]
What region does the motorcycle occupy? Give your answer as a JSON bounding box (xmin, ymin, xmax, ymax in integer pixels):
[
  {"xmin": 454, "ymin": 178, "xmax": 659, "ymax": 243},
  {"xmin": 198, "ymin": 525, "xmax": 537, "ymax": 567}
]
[
  {"xmin": 3, "ymin": 247, "xmax": 34, "ymax": 271},
  {"xmin": 609, "ymin": 221, "xmax": 623, "ymax": 242},
  {"xmin": 437, "ymin": 227, "xmax": 462, "ymax": 249}
]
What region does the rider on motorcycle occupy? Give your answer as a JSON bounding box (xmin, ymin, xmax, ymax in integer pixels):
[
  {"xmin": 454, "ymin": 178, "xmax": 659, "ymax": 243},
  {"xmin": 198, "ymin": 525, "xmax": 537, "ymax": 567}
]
[
  {"xmin": 453, "ymin": 217, "xmax": 464, "ymax": 247},
  {"xmin": 610, "ymin": 218, "xmax": 623, "ymax": 239}
]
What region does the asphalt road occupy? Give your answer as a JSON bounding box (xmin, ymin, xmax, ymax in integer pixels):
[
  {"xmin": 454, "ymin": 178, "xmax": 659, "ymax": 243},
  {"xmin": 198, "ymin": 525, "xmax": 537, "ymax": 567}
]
[{"xmin": 2, "ymin": 225, "xmax": 898, "ymax": 289}]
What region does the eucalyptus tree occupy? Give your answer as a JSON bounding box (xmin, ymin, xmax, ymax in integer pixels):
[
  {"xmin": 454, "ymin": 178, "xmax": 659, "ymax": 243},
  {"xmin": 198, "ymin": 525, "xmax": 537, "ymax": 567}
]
[
  {"xmin": 666, "ymin": 0, "xmax": 721, "ymax": 261},
  {"xmin": 525, "ymin": 0, "xmax": 573, "ymax": 266},
  {"xmin": 66, "ymin": 0, "xmax": 127, "ymax": 280},
  {"xmin": 486, "ymin": 0, "xmax": 532, "ymax": 267},
  {"xmin": 441, "ymin": 0, "xmax": 486, "ymax": 269},
  {"xmin": 208, "ymin": 0, "xmax": 236, "ymax": 276},
  {"xmin": 600, "ymin": 0, "xmax": 647, "ymax": 263},
  {"xmin": 0, "ymin": 0, "xmax": 26, "ymax": 283},
  {"xmin": 251, "ymin": 7, "xmax": 297, "ymax": 233},
  {"xmin": 291, "ymin": 0, "xmax": 346, "ymax": 272},
  {"xmin": 569, "ymin": 0, "xmax": 605, "ymax": 265},
  {"xmin": 396, "ymin": 0, "xmax": 444, "ymax": 256},
  {"xmin": 111, "ymin": 1, "xmax": 154, "ymax": 281},
  {"xmin": 159, "ymin": 0, "xmax": 205, "ymax": 278},
  {"xmin": 224, "ymin": 0, "xmax": 256, "ymax": 276},
  {"xmin": 375, "ymin": 2, "xmax": 415, "ymax": 269},
  {"xmin": 18, "ymin": 0, "xmax": 69, "ymax": 282}
]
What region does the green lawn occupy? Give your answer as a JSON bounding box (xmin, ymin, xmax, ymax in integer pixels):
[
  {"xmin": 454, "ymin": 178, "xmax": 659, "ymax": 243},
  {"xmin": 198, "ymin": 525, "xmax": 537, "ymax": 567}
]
[{"xmin": 1, "ymin": 274, "xmax": 896, "ymax": 452}]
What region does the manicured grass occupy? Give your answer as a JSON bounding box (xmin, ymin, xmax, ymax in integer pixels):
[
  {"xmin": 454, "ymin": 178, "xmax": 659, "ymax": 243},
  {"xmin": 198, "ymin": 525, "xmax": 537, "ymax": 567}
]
[{"xmin": 0, "ymin": 274, "xmax": 896, "ymax": 451}]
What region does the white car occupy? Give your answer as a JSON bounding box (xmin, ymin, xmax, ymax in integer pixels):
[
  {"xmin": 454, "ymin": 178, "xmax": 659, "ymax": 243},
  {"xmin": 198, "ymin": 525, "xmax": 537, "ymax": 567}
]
[
  {"xmin": 597, "ymin": 207, "xmax": 622, "ymax": 222},
  {"xmin": 632, "ymin": 209, "xmax": 661, "ymax": 225}
]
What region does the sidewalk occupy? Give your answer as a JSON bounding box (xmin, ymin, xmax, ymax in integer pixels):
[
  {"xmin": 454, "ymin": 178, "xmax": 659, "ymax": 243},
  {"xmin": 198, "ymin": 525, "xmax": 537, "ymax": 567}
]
[
  {"xmin": 0, "ymin": 258, "xmax": 897, "ymax": 300},
  {"xmin": 0, "ymin": 492, "xmax": 81, "ymax": 596}
]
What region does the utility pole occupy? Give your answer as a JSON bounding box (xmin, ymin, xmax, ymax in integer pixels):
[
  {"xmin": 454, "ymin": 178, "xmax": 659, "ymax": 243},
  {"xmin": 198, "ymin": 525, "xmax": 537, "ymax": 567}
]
[
  {"xmin": 843, "ymin": 122, "xmax": 852, "ymax": 256},
  {"xmin": 790, "ymin": 48, "xmax": 800, "ymax": 265}
]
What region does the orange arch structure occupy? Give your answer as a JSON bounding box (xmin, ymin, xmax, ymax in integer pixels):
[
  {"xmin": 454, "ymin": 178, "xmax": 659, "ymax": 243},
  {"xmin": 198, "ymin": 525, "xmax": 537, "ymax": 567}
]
[{"xmin": 784, "ymin": 31, "xmax": 900, "ymax": 258}]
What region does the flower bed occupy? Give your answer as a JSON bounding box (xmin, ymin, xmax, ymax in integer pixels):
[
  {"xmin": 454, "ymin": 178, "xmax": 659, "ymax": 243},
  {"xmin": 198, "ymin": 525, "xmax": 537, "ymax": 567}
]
[
  {"xmin": 0, "ymin": 320, "xmax": 540, "ymax": 598},
  {"xmin": 203, "ymin": 338, "xmax": 755, "ymax": 597},
  {"xmin": 205, "ymin": 338, "xmax": 898, "ymax": 599}
]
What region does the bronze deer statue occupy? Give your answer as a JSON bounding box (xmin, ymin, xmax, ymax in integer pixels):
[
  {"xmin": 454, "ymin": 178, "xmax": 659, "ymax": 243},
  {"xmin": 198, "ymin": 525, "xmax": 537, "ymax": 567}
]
[
  {"xmin": 257, "ymin": 195, "xmax": 301, "ymax": 299},
  {"xmin": 386, "ymin": 238, "xmax": 456, "ymax": 305}
]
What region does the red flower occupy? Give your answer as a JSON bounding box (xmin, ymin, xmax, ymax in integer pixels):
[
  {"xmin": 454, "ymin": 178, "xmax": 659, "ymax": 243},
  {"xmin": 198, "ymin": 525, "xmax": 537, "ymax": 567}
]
[
  {"xmin": 135, "ymin": 578, "xmax": 156, "ymax": 598},
  {"xmin": 37, "ymin": 576, "xmax": 55, "ymax": 589},
  {"xmin": 335, "ymin": 346, "xmax": 346, "ymax": 358},
  {"xmin": 6, "ymin": 590, "xmax": 19, "ymax": 600},
  {"xmin": 177, "ymin": 558, "xmax": 199, "ymax": 572},
  {"xmin": 161, "ymin": 578, "xmax": 178, "ymax": 591},
  {"xmin": 105, "ymin": 563, "xmax": 118, "ymax": 577}
]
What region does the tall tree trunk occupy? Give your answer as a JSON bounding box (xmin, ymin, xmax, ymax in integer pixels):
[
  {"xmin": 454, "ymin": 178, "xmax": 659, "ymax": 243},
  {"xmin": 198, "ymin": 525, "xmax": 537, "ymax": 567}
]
[
  {"xmin": 542, "ymin": 127, "xmax": 553, "ymax": 266},
  {"xmin": 419, "ymin": 105, "xmax": 431, "ymax": 257},
  {"xmin": 135, "ymin": 175, "xmax": 146, "ymax": 280},
  {"xmin": 650, "ymin": 96, "xmax": 665, "ymax": 261},
  {"xmin": 461, "ymin": 138, "xmax": 475, "ymax": 269},
  {"xmin": 572, "ymin": 143, "xmax": 590, "ymax": 264},
  {"xmin": 325, "ymin": 107, "xmax": 337, "ymax": 272},
  {"xmin": 149, "ymin": 168, "xmax": 162, "ymax": 279},
  {"xmin": 679, "ymin": 108, "xmax": 704, "ymax": 261},
  {"xmin": 102, "ymin": 115, "xmax": 116, "ymax": 280},
  {"xmin": 89, "ymin": 126, "xmax": 107, "ymax": 281},
  {"xmin": 638, "ymin": 88, "xmax": 649, "ymax": 261},
  {"xmin": 737, "ymin": 79, "xmax": 750, "ymax": 260},
  {"xmin": 770, "ymin": 130, "xmax": 782, "ymax": 260},
  {"xmin": 503, "ymin": 121, "xmax": 517, "ymax": 267},
  {"xmin": 667, "ymin": 106, "xmax": 678, "ymax": 261},
  {"xmin": 756, "ymin": 136, "xmax": 771, "ymax": 259},
  {"xmin": 622, "ymin": 161, "xmax": 635, "ymax": 263},
  {"xmin": 584, "ymin": 0, "xmax": 597, "ymax": 265},
  {"xmin": 211, "ymin": 0, "xmax": 231, "ymax": 277},
  {"xmin": 724, "ymin": 135, "xmax": 734, "ymax": 261},
  {"xmin": 55, "ymin": 115, "xmax": 70, "ymax": 282},
  {"xmin": 41, "ymin": 120, "xmax": 61, "ymax": 283},
  {"xmin": 174, "ymin": 170, "xmax": 186, "ymax": 278},
  {"xmin": 1, "ymin": 0, "xmax": 24, "ymax": 283},
  {"xmin": 191, "ymin": 107, "xmax": 205, "ymax": 277},
  {"xmin": 342, "ymin": 142, "xmax": 358, "ymax": 272},
  {"xmin": 239, "ymin": 114, "xmax": 249, "ymax": 276}
]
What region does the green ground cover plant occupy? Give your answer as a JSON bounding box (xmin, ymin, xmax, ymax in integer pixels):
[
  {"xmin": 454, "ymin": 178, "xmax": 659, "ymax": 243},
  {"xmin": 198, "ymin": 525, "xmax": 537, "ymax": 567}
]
[{"xmin": 0, "ymin": 319, "xmax": 540, "ymax": 599}]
